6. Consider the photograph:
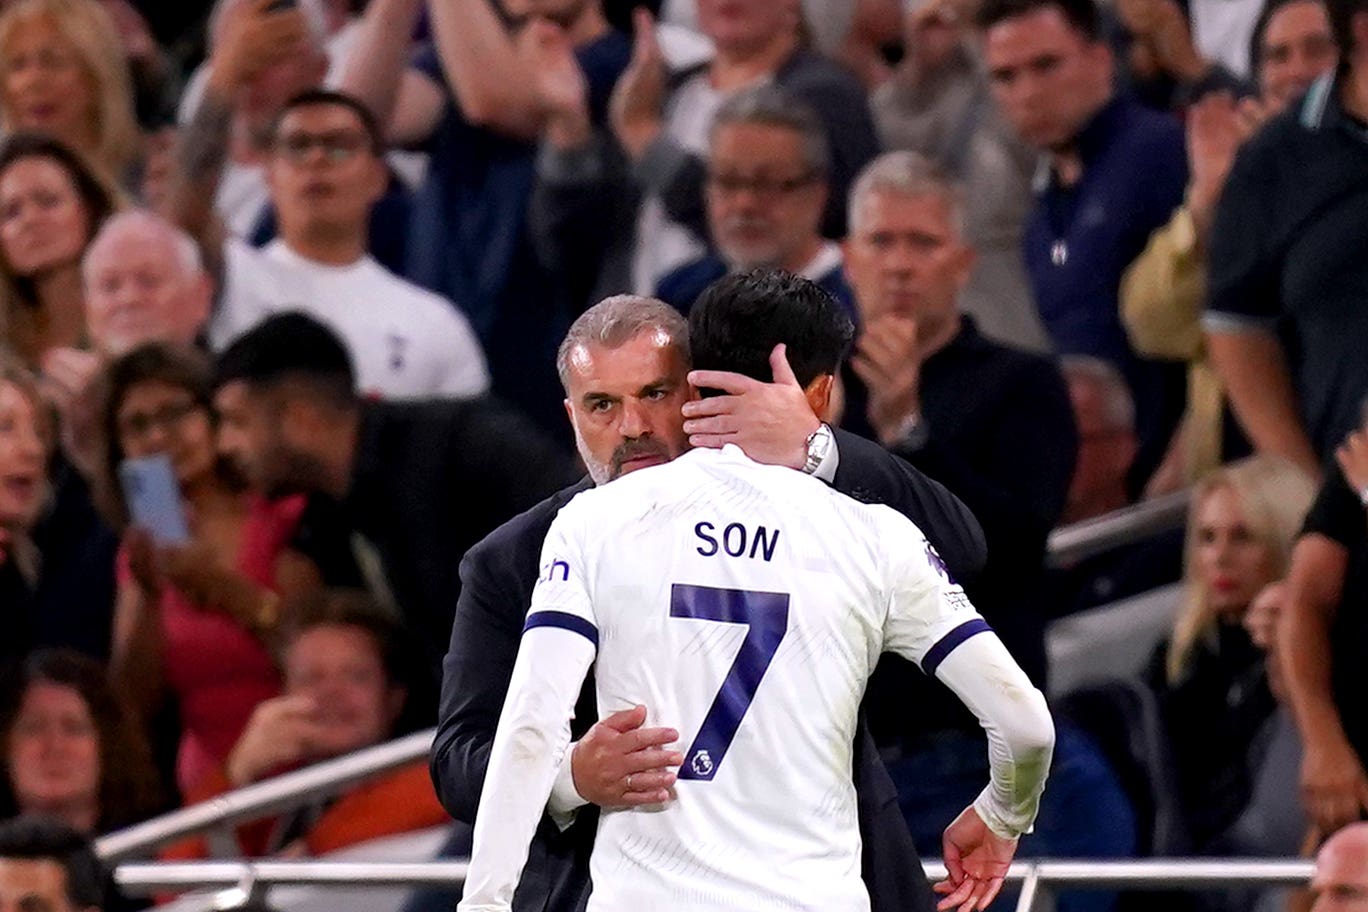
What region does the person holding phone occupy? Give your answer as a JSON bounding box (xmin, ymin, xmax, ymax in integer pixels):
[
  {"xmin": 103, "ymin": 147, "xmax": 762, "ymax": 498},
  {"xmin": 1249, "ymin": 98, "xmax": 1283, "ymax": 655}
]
[{"xmin": 95, "ymin": 341, "xmax": 322, "ymax": 797}]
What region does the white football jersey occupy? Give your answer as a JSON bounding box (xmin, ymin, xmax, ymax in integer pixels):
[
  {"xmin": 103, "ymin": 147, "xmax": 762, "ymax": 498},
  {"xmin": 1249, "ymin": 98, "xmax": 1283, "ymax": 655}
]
[{"xmin": 515, "ymin": 445, "xmax": 988, "ymax": 912}]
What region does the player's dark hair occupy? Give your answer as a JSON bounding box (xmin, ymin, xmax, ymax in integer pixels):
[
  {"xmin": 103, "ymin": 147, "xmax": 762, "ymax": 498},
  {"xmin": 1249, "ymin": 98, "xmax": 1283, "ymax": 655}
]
[
  {"xmin": 976, "ymin": 0, "xmax": 1102, "ymax": 39},
  {"xmin": 212, "ymin": 312, "xmax": 357, "ymax": 410},
  {"xmin": 688, "ymin": 270, "xmax": 855, "ymax": 394},
  {"xmin": 271, "ymin": 89, "xmax": 385, "ymax": 157},
  {"xmin": 0, "ymin": 816, "xmax": 104, "ymax": 908}
]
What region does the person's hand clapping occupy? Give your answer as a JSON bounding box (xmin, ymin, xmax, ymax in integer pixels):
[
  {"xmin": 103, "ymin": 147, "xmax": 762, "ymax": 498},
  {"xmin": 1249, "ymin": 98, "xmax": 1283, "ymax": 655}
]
[
  {"xmin": 226, "ymin": 694, "xmax": 327, "ymax": 786},
  {"xmin": 851, "ymin": 314, "xmax": 923, "ymax": 447},
  {"xmin": 609, "ymin": 8, "xmax": 666, "ymax": 160},
  {"xmin": 208, "ymin": 0, "xmax": 310, "ymax": 96},
  {"xmin": 522, "ymin": 18, "xmax": 591, "ymax": 149}
]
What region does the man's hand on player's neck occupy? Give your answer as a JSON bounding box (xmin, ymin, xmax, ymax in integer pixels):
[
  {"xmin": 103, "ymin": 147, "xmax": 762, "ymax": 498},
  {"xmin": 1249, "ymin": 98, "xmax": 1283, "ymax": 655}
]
[{"xmin": 682, "ymin": 344, "xmax": 823, "ymax": 469}]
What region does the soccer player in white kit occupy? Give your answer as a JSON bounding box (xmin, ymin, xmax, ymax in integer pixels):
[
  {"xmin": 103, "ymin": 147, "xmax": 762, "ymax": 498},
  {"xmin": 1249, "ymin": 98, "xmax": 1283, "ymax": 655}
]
[{"xmin": 458, "ymin": 272, "xmax": 1055, "ymax": 912}]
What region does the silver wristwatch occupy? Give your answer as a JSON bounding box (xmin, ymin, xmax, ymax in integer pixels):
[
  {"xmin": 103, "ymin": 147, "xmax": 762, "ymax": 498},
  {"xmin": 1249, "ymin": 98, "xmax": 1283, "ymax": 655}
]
[{"xmin": 802, "ymin": 423, "xmax": 834, "ymax": 475}]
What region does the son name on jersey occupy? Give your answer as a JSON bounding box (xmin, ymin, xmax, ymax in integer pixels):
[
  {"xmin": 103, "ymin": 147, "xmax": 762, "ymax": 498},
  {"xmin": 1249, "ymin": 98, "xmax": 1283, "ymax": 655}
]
[{"xmin": 693, "ymin": 521, "xmax": 780, "ymax": 562}]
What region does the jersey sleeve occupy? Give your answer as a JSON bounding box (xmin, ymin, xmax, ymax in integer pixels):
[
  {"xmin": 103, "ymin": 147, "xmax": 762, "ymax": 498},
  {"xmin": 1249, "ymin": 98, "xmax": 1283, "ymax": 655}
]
[
  {"xmin": 880, "ymin": 516, "xmax": 990, "ymax": 676},
  {"xmin": 523, "ymin": 505, "xmax": 600, "ymax": 645},
  {"xmin": 457, "ymin": 509, "xmax": 598, "ymax": 911}
]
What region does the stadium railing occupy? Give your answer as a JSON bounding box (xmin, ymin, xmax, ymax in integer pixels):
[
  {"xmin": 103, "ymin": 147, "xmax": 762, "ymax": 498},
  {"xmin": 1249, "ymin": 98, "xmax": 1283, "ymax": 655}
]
[{"xmin": 112, "ymin": 858, "xmax": 1315, "ymax": 912}]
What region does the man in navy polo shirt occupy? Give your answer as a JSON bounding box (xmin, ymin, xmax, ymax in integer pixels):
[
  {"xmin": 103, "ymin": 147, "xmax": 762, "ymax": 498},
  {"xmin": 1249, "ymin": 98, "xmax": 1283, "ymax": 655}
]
[
  {"xmin": 980, "ymin": 0, "xmax": 1189, "ymax": 491},
  {"xmin": 1204, "ymin": 0, "xmax": 1368, "ymax": 472}
]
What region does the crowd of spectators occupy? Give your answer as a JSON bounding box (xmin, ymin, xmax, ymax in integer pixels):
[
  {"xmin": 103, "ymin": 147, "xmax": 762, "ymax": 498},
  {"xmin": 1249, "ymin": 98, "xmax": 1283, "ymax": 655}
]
[{"xmin": 0, "ymin": 0, "xmax": 1366, "ymax": 908}]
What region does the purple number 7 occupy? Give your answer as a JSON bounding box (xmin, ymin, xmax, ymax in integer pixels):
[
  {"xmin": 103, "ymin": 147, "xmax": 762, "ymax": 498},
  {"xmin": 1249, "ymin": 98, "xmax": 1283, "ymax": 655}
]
[{"xmin": 669, "ymin": 583, "xmax": 790, "ymax": 782}]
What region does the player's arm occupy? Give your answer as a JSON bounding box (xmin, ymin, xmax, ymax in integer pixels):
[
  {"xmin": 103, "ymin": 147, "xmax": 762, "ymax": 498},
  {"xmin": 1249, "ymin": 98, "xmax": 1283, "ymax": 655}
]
[
  {"xmin": 881, "ymin": 525, "xmax": 1053, "ymax": 909},
  {"xmin": 458, "ymin": 517, "xmax": 598, "ymax": 912}
]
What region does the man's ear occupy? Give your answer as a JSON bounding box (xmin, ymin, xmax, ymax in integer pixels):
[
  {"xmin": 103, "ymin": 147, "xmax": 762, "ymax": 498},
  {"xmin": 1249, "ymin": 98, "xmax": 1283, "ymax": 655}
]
[{"xmin": 803, "ymin": 374, "xmax": 836, "ymax": 424}]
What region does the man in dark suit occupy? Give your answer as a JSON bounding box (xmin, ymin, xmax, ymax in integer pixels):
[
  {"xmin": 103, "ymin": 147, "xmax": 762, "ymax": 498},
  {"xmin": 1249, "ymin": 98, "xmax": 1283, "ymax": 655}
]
[{"xmin": 429, "ymin": 292, "xmax": 987, "ymax": 912}]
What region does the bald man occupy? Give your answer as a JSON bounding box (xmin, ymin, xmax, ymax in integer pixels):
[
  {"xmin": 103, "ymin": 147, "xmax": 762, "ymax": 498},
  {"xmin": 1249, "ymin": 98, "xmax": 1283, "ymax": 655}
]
[{"xmin": 1312, "ymin": 823, "xmax": 1368, "ymax": 910}]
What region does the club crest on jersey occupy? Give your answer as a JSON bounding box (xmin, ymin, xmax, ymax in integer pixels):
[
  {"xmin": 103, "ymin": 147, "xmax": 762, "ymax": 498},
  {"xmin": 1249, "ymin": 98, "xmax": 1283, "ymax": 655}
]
[{"xmin": 690, "ymin": 750, "xmax": 714, "ymax": 778}]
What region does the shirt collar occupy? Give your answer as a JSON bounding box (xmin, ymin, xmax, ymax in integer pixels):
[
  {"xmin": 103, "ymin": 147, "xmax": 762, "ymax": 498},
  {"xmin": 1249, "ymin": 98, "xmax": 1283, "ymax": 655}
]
[{"xmin": 1037, "ymin": 94, "xmax": 1127, "ymax": 192}]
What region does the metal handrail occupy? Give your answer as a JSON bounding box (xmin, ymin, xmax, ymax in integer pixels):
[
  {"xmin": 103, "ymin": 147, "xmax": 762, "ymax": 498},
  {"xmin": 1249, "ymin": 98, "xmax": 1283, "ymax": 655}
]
[
  {"xmin": 113, "ymin": 858, "xmax": 1317, "ymax": 909},
  {"xmin": 1046, "ymin": 488, "xmax": 1190, "ymax": 567},
  {"xmin": 95, "ymin": 730, "xmax": 435, "ymax": 862}
]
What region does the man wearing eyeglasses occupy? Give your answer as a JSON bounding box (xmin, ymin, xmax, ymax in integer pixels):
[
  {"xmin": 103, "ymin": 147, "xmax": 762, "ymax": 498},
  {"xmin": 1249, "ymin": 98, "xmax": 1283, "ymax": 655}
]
[
  {"xmin": 168, "ymin": 63, "xmax": 490, "ymax": 402},
  {"xmin": 653, "ymin": 83, "xmax": 855, "ymax": 320}
]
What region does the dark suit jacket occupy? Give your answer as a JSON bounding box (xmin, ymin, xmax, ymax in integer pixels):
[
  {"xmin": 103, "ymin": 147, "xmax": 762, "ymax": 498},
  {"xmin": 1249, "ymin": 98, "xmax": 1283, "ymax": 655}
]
[{"xmin": 431, "ymin": 430, "xmax": 986, "ymax": 912}]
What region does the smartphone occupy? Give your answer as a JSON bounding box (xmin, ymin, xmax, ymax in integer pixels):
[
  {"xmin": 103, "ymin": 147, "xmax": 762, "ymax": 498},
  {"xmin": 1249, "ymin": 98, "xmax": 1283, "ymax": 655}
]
[{"xmin": 119, "ymin": 455, "xmax": 190, "ymax": 546}]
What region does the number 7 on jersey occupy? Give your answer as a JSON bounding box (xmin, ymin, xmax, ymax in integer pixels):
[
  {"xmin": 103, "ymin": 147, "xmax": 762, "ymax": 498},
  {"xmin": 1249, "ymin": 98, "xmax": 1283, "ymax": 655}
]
[{"xmin": 670, "ymin": 584, "xmax": 790, "ymax": 781}]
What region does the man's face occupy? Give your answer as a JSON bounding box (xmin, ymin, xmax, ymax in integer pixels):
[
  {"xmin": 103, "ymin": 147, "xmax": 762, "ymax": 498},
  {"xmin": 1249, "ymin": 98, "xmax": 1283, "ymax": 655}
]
[
  {"xmin": 984, "ymin": 6, "xmax": 1111, "ymax": 150},
  {"xmin": 284, "ymin": 624, "xmax": 398, "ymax": 761},
  {"xmin": 706, "ymin": 121, "xmax": 827, "ymax": 272},
  {"xmin": 562, "ymin": 331, "xmax": 691, "ymax": 485},
  {"xmin": 83, "ymin": 227, "xmax": 210, "ymax": 358},
  {"xmin": 266, "ymin": 103, "xmax": 385, "ymax": 243},
  {"xmin": 1259, "ymin": 0, "xmax": 1335, "ymax": 107},
  {"xmin": 696, "ymin": 0, "xmax": 797, "ymax": 52},
  {"xmin": 214, "ymin": 380, "xmax": 295, "ymax": 497},
  {"xmin": 1312, "ymin": 836, "xmax": 1368, "ymax": 911},
  {"xmin": 0, "ymin": 858, "xmax": 76, "ymax": 912},
  {"xmin": 844, "ymin": 189, "xmax": 973, "ymax": 332}
]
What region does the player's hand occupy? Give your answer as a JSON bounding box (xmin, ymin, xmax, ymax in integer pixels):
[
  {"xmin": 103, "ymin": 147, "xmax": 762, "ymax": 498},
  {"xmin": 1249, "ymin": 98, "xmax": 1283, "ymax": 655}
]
[
  {"xmin": 683, "ymin": 344, "xmax": 821, "ymax": 470},
  {"xmin": 1301, "ymin": 729, "xmax": 1368, "ymax": 835},
  {"xmin": 571, "ymin": 705, "xmax": 682, "ymax": 808},
  {"xmin": 934, "ymin": 805, "xmax": 1017, "ymax": 912}
]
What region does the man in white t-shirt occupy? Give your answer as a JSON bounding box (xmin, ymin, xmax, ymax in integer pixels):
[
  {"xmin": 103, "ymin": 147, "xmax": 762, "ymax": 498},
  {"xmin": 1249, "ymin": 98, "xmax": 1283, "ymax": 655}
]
[
  {"xmin": 458, "ymin": 271, "xmax": 1054, "ymax": 912},
  {"xmin": 168, "ymin": 23, "xmax": 488, "ymax": 401}
]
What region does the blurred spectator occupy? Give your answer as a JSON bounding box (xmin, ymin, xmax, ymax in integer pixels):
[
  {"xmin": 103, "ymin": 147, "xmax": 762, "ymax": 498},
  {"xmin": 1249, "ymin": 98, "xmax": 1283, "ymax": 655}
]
[
  {"xmin": 165, "ymin": 591, "xmax": 447, "ymax": 859},
  {"xmin": 654, "ymin": 84, "xmax": 852, "ymax": 316},
  {"xmin": 0, "ymin": 0, "xmax": 141, "ymax": 186},
  {"xmin": 168, "ymin": 87, "xmax": 488, "ymax": 401},
  {"xmin": 1280, "ymin": 409, "xmax": 1368, "ymax": 842},
  {"xmin": 1111, "ymin": 0, "xmax": 1251, "ymax": 111},
  {"xmin": 82, "ymin": 210, "xmax": 212, "ymax": 358},
  {"xmin": 1061, "ymin": 355, "xmax": 1137, "ymax": 525},
  {"xmin": 0, "ymin": 356, "xmax": 50, "ymax": 661},
  {"xmin": 980, "ymin": 0, "xmax": 1189, "ymax": 492},
  {"xmin": 210, "ymin": 314, "xmax": 578, "ymax": 684},
  {"xmin": 1122, "ymin": 0, "xmax": 1334, "ymax": 493},
  {"xmin": 871, "ymin": 0, "xmax": 1048, "ymax": 351},
  {"xmin": 1046, "ymin": 355, "xmax": 1185, "ymax": 618},
  {"xmin": 176, "ymin": 0, "xmax": 327, "ymax": 238},
  {"xmin": 836, "ymin": 154, "xmax": 1129, "ymax": 908},
  {"xmin": 0, "ymin": 650, "xmax": 162, "ymax": 835},
  {"xmin": 95, "ymin": 343, "xmax": 322, "ymax": 796},
  {"xmin": 0, "ymin": 134, "xmax": 118, "ymax": 373},
  {"xmin": 1309, "ymin": 822, "xmax": 1368, "ymax": 910},
  {"xmin": 0, "ymin": 816, "xmax": 104, "ymax": 912},
  {"xmin": 1204, "ymin": 0, "xmax": 1368, "ymax": 473},
  {"xmin": 341, "ymin": 0, "xmax": 629, "ymax": 432},
  {"xmin": 614, "ymin": 1, "xmax": 877, "ymax": 292},
  {"xmin": 1149, "ymin": 457, "xmax": 1314, "ymax": 851}
]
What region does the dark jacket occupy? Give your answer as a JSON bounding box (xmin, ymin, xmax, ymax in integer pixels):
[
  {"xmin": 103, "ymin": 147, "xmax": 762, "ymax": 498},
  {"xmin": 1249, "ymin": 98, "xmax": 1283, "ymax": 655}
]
[
  {"xmin": 431, "ymin": 429, "xmax": 987, "ymax": 912},
  {"xmin": 337, "ymin": 399, "xmax": 579, "ymax": 680}
]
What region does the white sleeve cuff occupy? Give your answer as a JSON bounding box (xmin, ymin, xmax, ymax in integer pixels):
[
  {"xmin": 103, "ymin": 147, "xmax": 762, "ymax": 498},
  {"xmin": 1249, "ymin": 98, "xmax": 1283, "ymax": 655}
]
[{"xmin": 547, "ymin": 741, "xmax": 588, "ymax": 831}]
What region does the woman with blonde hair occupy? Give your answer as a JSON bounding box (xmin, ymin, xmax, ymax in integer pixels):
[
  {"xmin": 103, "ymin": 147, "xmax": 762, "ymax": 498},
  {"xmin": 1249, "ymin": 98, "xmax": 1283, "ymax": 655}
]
[
  {"xmin": 1150, "ymin": 456, "xmax": 1317, "ymax": 851},
  {"xmin": 0, "ymin": 0, "xmax": 141, "ymax": 184}
]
